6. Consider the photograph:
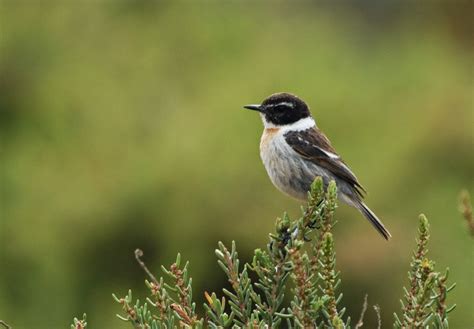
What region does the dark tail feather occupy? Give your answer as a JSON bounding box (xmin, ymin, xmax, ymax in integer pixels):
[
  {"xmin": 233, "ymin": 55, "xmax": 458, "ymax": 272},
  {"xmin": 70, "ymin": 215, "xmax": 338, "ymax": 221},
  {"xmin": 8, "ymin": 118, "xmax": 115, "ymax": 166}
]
[{"xmin": 356, "ymin": 202, "xmax": 392, "ymax": 240}]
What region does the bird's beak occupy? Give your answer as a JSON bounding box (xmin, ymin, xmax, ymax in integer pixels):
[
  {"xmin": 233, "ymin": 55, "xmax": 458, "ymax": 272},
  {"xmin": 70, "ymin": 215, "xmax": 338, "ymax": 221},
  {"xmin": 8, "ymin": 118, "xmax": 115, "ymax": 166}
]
[{"xmin": 243, "ymin": 104, "xmax": 263, "ymax": 112}]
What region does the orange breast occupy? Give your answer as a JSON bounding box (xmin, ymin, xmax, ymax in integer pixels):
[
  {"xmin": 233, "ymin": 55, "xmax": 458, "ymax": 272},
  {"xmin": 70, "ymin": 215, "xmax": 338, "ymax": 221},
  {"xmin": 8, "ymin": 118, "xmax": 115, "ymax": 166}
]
[{"xmin": 260, "ymin": 128, "xmax": 280, "ymax": 150}]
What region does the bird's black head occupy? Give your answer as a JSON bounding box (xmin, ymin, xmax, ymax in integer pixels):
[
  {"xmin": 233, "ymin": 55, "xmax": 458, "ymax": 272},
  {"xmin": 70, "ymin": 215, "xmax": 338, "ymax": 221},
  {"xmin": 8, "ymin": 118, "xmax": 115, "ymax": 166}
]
[{"xmin": 244, "ymin": 92, "xmax": 311, "ymax": 126}]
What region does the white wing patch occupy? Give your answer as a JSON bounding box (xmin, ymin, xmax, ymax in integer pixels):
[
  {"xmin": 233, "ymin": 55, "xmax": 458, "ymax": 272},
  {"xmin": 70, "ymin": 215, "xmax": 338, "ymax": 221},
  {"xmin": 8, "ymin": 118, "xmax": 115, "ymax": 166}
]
[{"xmin": 296, "ymin": 136, "xmax": 339, "ymax": 159}]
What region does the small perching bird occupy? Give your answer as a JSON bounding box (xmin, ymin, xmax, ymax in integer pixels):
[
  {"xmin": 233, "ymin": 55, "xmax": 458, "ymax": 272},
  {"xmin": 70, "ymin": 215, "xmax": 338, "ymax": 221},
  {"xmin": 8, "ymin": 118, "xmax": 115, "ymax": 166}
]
[{"xmin": 244, "ymin": 92, "xmax": 391, "ymax": 240}]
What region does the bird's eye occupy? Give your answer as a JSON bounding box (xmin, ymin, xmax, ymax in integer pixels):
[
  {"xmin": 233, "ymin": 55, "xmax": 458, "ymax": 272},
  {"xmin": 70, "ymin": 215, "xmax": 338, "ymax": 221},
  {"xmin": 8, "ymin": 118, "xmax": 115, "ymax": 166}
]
[{"xmin": 274, "ymin": 104, "xmax": 289, "ymax": 112}]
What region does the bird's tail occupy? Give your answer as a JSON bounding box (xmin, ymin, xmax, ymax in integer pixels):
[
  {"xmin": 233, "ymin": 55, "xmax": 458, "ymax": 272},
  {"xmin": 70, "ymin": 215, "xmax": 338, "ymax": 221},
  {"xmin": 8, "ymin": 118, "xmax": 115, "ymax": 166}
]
[{"xmin": 356, "ymin": 201, "xmax": 392, "ymax": 240}]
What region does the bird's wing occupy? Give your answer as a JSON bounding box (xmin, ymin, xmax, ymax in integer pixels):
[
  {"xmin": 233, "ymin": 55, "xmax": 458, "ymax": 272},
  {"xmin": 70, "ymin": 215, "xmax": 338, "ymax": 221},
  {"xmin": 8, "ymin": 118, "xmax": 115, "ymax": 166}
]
[{"xmin": 284, "ymin": 127, "xmax": 365, "ymax": 197}]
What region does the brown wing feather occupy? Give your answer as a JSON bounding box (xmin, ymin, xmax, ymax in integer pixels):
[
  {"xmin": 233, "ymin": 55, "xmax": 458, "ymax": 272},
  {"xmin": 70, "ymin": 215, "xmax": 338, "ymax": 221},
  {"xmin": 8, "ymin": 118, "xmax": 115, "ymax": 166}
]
[{"xmin": 284, "ymin": 127, "xmax": 366, "ymax": 197}]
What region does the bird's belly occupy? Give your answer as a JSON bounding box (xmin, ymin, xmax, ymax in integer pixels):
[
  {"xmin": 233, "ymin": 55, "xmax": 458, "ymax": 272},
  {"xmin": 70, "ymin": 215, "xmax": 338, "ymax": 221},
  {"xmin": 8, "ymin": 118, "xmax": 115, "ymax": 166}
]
[{"xmin": 260, "ymin": 133, "xmax": 329, "ymax": 201}]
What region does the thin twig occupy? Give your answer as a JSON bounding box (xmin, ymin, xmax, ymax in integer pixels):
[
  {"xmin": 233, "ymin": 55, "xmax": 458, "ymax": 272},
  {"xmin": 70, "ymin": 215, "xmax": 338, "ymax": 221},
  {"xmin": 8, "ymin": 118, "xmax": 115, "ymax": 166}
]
[
  {"xmin": 134, "ymin": 248, "xmax": 159, "ymax": 285},
  {"xmin": 459, "ymin": 190, "xmax": 474, "ymax": 236},
  {"xmin": 355, "ymin": 294, "xmax": 368, "ymax": 328},
  {"xmin": 373, "ymin": 305, "xmax": 381, "ymax": 329},
  {"xmin": 0, "ymin": 320, "xmax": 11, "ymax": 329}
]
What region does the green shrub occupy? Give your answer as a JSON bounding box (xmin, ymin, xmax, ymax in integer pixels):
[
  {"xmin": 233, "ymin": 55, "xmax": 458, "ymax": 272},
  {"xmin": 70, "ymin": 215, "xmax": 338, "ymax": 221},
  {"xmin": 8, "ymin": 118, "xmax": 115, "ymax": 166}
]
[{"xmin": 71, "ymin": 178, "xmax": 455, "ymax": 328}]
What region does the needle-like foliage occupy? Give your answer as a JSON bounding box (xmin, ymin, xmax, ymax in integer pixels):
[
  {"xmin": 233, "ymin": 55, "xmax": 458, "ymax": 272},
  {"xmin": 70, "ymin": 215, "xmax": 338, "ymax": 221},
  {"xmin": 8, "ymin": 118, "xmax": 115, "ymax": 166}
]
[
  {"xmin": 73, "ymin": 177, "xmax": 456, "ymax": 328},
  {"xmin": 70, "ymin": 314, "xmax": 87, "ymax": 329},
  {"xmin": 393, "ymin": 215, "xmax": 456, "ymax": 328}
]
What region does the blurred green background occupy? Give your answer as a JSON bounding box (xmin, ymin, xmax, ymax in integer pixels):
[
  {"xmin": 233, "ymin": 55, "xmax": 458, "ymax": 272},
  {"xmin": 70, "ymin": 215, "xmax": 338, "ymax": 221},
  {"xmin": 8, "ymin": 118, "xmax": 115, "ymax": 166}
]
[{"xmin": 1, "ymin": 1, "xmax": 473, "ymax": 328}]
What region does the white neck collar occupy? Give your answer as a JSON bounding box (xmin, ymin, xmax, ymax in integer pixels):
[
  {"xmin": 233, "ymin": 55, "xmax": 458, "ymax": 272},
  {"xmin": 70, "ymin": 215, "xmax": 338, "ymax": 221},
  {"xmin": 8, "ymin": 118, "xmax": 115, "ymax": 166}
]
[{"xmin": 261, "ymin": 115, "xmax": 316, "ymax": 132}]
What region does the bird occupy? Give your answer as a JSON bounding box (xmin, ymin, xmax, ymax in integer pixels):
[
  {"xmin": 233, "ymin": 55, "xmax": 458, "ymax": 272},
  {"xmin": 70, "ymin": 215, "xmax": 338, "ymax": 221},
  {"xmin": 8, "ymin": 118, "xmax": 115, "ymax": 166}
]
[{"xmin": 243, "ymin": 92, "xmax": 391, "ymax": 240}]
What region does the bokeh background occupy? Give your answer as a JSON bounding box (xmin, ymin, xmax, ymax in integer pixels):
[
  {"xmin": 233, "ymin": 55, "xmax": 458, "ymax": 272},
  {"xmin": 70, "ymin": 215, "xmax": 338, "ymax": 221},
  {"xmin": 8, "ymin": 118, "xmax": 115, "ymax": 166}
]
[{"xmin": 1, "ymin": 1, "xmax": 473, "ymax": 328}]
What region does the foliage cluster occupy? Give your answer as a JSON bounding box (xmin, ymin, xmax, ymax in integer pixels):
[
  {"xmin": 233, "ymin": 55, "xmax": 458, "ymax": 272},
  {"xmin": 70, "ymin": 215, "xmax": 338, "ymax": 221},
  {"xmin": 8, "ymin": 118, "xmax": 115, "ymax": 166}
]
[{"xmin": 102, "ymin": 178, "xmax": 455, "ymax": 328}]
